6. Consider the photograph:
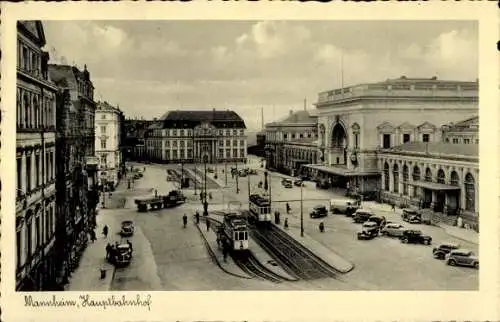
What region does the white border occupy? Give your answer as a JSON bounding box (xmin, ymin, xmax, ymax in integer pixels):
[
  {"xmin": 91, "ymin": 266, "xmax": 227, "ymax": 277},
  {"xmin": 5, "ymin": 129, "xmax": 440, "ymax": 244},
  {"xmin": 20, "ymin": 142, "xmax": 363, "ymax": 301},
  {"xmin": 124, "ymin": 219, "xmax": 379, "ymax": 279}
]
[{"xmin": 1, "ymin": 2, "xmax": 498, "ymax": 321}]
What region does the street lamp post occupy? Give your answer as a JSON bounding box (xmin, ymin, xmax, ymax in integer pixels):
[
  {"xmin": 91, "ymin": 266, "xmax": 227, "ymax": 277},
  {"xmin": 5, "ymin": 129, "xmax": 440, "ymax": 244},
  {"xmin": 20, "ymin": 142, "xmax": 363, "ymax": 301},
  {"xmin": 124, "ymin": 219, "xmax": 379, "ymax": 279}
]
[
  {"xmin": 224, "ymin": 158, "xmax": 228, "ymax": 186},
  {"xmin": 300, "ymin": 181, "xmax": 304, "ymax": 237},
  {"xmin": 180, "ymin": 162, "xmax": 184, "ymax": 191},
  {"xmin": 235, "ymin": 161, "xmax": 239, "ymax": 194},
  {"xmin": 203, "ymin": 153, "xmax": 208, "ymax": 216}
]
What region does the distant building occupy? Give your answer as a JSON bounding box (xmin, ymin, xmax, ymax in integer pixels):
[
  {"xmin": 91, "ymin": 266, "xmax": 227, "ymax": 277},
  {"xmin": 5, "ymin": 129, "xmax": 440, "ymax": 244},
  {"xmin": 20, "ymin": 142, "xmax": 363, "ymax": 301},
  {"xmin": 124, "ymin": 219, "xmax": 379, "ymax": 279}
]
[
  {"xmin": 122, "ymin": 119, "xmax": 155, "ymax": 161},
  {"xmin": 16, "ymin": 21, "xmax": 58, "ymax": 291},
  {"xmin": 441, "ymin": 116, "xmax": 478, "ymax": 144},
  {"xmin": 247, "ymin": 131, "xmax": 266, "ymax": 157},
  {"xmin": 95, "ymin": 101, "xmax": 124, "ymax": 189},
  {"xmin": 144, "ymin": 109, "xmax": 247, "ymax": 163},
  {"xmin": 264, "ymin": 110, "xmax": 318, "ymax": 176},
  {"xmin": 48, "ymin": 62, "xmax": 98, "ymax": 289}
]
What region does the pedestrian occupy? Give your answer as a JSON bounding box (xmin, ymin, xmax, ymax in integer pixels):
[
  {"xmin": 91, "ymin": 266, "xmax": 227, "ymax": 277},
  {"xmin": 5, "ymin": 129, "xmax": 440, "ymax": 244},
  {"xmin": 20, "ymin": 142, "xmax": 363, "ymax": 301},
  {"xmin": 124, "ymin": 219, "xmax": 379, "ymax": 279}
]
[
  {"xmin": 391, "ymin": 203, "xmax": 396, "ymax": 212},
  {"xmin": 195, "ymin": 211, "xmax": 200, "ymax": 224},
  {"xmin": 102, "ymin": 225, "xmax": 108, "ymax": 238},
  {"xmin": 319, "ymin": 222, "xmax": 325, "ymax": 233},
  {"xmin": 91, "ymin": 230, "xmax": 97, "ymax": 243},
  {"xmin": 286, "ymin": 203, "xmax": 291, "ymax": 214},
  {"xmin": 105, "ymin": 243, "xmax": 112, "ymax": 261},
  {"xmin": 208, "ymin": 192, "xmax": 213, "ymax": 200},
  {"xmin": 206, "ymin": 219, "xmax": 210, "ymax": 232},
  {"xmin": 284, "ymin": 218, "xmax": 288, "ymax": 229},
  {"xmin": 183, "ymin": 214, "xmax": 188, "ymax": 228}
]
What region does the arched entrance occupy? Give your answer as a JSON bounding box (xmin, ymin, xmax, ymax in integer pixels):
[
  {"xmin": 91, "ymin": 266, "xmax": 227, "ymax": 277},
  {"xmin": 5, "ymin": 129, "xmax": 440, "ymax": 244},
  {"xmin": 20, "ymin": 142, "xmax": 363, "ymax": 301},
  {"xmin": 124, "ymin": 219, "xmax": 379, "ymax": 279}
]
[
  {"xmin": 435, "ymin": 169, "xmax": 446, "ymax": 212},
  {"xmin": 330, "ymin": 122, "xmax": 347, "ymax": 165}
]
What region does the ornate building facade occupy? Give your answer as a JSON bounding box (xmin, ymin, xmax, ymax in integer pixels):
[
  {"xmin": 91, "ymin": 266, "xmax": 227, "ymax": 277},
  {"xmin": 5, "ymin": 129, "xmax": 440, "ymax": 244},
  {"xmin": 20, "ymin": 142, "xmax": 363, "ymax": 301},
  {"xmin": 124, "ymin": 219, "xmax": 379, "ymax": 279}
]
[
  {"xmin": 48, "ymin": 63, "xmax": 98, "ymax": 288},
  {"xmin": 95, "ymin": 101, "xmax": 124, "ymax": 189},
  {"xmin": 308, "ymin": 76, "xmax": 478, "ymax": 199},
  {"xmin": 378, "ymin": 139, "xmax": 478, "ymax": 230},
  {"xmin": 16, "ymin": 21, "xmax": 58, "ymax": 291},
  {"xmin": 264, "ymin": 110, "xmax": 318, "ymax": 176},
  {"xmin": 122, "ymin": 119, "xmax": 155, "ymax": 161},
  {"xmin": 145, "ymin": 110, "xmax": 247, "ymax": 163},
  {"xmin": 441, "ymin": 116, "xmax": 479, "ymax": 144}
]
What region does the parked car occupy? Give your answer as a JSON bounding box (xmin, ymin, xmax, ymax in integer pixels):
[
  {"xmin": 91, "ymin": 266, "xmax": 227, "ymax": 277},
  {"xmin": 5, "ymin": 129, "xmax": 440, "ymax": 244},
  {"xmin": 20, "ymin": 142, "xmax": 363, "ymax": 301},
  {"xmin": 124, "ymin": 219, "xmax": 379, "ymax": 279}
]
[
  {"xmin": 330, "ymin": 198, "xmax": 359, "ymax": 215},
  {"xmin": 238, "ymin": 170, "xmax": 247, "ymax": 177},
  {"xmin": 120, "ymin": 220, "xmax": 135, "ymax": 237},
  {"xmin": 166, "ymin": 175, "xmax": 176, "ymax": 181},
  {"xmin": 380, "ymin": 223, "xmax": 406, "ymax": 237},
  {"xmin": 353, "ymin": 209, "xmax": 375, "ymax": 223},
  {"xmin": 400, "ymin": 229, "xmax": 432, "ymax": 245},
  {"xmin": 310, "ymin": 205, "xmax": 328, "ymax": 219},
  {"xmin": 248, "ymin": 169, "xmax": 258, "ymax": 175},
  {"xmin": 294, "ymin": 179, "xmax": 304, "ymax": 187},
  {"xmin": 357, "ymin": 221, "xmax": 379, "ymax": 240},
  {"xmin": 112, "ymin": 243, "xmax": 133, "ymax": 267},
  {"xmin": 402, "ymin": 208, "xmax": 422, "ymax": 224},
  {"xmin": 446, "ymin": 249, "xmax": 479, "ymax": 269},
  {"xmin": 282, "ymin": 179, "xmax": 293, "ymax": 188},
  {"xmin": 366, "ymin": 215, "xmax": 386, "ymax": 229},
  {"xmin": 433, "ymin": 243, "xmax": 461, "ymax": 260}
]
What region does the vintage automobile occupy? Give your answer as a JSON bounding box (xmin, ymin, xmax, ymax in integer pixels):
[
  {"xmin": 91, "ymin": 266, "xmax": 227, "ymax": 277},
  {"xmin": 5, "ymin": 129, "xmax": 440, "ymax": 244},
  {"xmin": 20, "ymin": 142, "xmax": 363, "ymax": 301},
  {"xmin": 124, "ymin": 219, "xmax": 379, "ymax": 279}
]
[
  {"xmin": 330, "ymin": 198, "xmax": 359, "ymax": 215},
  {"xmin": 400, "ymin": 229, "xmax": 432, "ymax": 245},
  {"xmin": 294, "ymin": 179, "xmax": 304, "ymax": 187},
  {"xmin": 402, "ymin": 208, "xmax": 422, "ymax": 224},
  {"xmin": 120, "ymin": 220, "xmax": 135, "ymax": 237},
  {"xmin": 433, "ymin": 242, "xmax": 461, "ymax": 260},
  {"xmin": 112, "ymin": 243, "xmax": 132, "ymax": 267},
  {"xmin": 353, "ymin": 209, "xmax": 375, "ymax": 223},
  {"xmin": 247, "ymin": 169, "xmax": 258, "ymax": 175},
  {"xmin": 166, "ymin": 175, "xmax": 176, "ymax": 181},
  {"xmin": 366, "ymin": 215, "xmax": 386, "ymax": 229},
  {"xmin": 380, "ymin": 223, "xmax": 406, "ymax": 237},
  {"xmin": 310, "ymin": 205, "xmax": 328, "ymax": 219},
  {"xmin": 357, "ymin": 221, "xmax": 379, "ymax": 240},
  {"xmin": 282, "ymin": 179, "xmax": 293, "ymax": 188},
  {"xmin": 446, "ymin": 249, "xmax": 479, "ymax": 269}
]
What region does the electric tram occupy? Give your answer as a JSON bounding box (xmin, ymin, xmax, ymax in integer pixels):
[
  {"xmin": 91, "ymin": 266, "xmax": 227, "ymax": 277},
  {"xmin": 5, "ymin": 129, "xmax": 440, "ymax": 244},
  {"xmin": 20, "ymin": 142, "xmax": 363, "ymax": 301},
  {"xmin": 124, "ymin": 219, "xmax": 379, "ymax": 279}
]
[{"xmin": 248, "ymin": 193, "xmax": 272, "ymax": 224}]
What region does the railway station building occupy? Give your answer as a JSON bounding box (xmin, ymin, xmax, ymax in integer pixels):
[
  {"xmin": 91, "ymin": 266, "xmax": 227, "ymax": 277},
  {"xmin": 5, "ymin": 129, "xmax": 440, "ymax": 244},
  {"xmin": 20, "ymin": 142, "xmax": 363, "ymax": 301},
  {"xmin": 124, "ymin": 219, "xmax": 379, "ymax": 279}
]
[
  {"xmin": 144, "ymin": 109, "xmax": 247, "ymax": 164},
  {"xmin": 264, "ymin": 110, "xmax": 319, "ymax": 176},
  {"xmin": 302, "ymin": 76, "xmax": 478, "ymax": 201}
]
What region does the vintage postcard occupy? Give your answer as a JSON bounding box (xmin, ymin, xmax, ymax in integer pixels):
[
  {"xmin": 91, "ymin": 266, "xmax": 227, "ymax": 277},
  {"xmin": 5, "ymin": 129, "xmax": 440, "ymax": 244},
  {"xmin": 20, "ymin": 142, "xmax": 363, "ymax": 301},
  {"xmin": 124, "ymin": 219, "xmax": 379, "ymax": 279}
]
[{"xmin": 1, "ymin": 2, "xmax": 498, "ymax": 322}]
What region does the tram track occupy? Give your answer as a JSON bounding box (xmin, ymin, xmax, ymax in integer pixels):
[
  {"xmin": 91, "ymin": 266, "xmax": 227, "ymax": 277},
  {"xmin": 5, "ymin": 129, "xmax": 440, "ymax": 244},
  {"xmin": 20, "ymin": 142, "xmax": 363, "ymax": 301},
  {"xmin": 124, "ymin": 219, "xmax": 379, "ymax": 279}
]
[
  {"xmin": 204, "ymin": 217, "xmax": 295, "ymax": 283},
  {"xmin": 250, "ymin": 224, "xmax": 340, "ymax": 280}
]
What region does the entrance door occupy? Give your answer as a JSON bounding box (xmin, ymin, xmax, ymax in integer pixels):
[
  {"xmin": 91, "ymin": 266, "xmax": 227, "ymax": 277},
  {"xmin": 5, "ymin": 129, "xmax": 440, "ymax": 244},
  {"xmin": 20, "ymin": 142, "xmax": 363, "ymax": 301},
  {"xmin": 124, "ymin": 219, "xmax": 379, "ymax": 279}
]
[
  {"xmin": 434, "ymin": 191, "xmax": 445, "ymax": 213},
  {"xmin": 423, "ymin": 189, "xmax": 432, "ymax": 208}
]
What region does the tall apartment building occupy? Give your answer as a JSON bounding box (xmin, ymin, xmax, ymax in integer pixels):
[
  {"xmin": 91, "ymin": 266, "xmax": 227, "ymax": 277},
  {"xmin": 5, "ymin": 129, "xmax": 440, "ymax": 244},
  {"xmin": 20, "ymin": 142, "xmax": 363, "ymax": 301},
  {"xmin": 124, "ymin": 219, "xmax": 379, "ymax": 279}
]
[
  {"xmin": 145, "ymin": 109, "xmax": 247, "ymax": 163},
  {"xmin": 16, "ymin": 21, "xmax": 58, "ymax": 291},
  {"xmin": 48, "ymin": 63, "xmax": 98, "ymax": 288},
  {"xmin": 95, "ymin": 101, "xmax": 123, "ymax": 189}
]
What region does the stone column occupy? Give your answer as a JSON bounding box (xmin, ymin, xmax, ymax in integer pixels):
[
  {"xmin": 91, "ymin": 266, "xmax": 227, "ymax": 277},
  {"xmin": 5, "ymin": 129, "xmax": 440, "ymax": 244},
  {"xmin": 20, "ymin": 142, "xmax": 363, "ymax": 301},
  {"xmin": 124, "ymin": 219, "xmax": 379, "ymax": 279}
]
[
  {"xmin": 443, "ymin": 193, "xmax": 448, "ymax": 215},
  {"xmin": 389, "ymin": 162, "xmax": 394, "ymax": 192}
]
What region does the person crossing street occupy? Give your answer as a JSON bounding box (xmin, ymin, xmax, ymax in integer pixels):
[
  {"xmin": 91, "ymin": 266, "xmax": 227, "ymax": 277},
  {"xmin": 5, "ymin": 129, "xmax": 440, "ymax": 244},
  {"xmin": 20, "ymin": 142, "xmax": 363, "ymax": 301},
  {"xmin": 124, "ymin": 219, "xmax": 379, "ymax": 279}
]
[{"xmin": 183, "ymin": 214, "xmax": 188, "ymax": 228}]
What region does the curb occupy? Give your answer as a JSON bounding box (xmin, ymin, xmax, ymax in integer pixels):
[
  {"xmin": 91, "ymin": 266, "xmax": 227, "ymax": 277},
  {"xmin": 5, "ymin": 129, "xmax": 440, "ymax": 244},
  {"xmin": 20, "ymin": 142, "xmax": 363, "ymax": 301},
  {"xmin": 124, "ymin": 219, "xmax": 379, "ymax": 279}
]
[{"xmin": 436, "ymin": 224, "xmax": 478, "ymax": 245}]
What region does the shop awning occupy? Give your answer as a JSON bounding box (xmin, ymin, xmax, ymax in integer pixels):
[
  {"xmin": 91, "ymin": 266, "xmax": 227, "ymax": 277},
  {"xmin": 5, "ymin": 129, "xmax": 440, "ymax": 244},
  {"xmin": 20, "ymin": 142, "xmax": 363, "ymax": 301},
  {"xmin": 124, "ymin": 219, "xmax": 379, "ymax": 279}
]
[
  {"xmin": 412, "ymin": 180, "xmax": 460, "ymax": 191},
  {"xmin": 302, "ymin": 164, "xmax": 380, "ymax": 177}
]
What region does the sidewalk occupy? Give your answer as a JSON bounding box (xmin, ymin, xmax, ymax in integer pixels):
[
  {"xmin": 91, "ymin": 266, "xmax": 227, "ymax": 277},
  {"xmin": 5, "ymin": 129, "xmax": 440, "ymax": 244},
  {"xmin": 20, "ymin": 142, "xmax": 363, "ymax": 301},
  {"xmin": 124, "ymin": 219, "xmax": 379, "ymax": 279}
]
[
  {"xmin": 272, "ymin": 221, "xmax": 354, "ymax": 273},
  {"xmin": 65, "ymin": 210, "xmax": 121, "ymax": 291}
]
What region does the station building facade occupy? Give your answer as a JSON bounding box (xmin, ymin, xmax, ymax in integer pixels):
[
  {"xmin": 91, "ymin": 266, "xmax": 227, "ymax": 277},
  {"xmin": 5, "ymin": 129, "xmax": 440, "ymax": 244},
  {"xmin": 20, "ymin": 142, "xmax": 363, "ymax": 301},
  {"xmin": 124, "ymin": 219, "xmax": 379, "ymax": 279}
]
[
  {"xmin": 264, "ymin": 110, "xmax": 318, "ymax": 176},
  {"xmin": 307, "ymin": 76, "xmax": 478, "ymax": 200},
  {"xmin": 144, "ymin": 109, "xmax": 247, "ymax": 164},
  {"xmin": 378, "ymin": 140, "xmax": 478, "ymax": 230}
]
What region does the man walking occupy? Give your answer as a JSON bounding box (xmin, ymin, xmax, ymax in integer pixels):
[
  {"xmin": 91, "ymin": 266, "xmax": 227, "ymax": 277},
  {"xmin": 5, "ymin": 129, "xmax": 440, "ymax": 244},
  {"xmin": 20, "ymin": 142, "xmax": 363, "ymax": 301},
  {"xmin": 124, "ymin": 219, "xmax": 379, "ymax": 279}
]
[{"xmin": 183, "ymin": 214, "xmax": 188, "ymax": 228}]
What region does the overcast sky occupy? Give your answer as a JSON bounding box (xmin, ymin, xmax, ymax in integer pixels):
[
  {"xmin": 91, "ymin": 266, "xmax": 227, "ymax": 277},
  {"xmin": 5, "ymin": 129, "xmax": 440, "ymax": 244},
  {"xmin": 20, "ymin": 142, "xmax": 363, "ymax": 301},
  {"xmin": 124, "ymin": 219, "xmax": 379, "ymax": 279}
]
[{"xmin": 42, "ymin": 20, "xmax": 478, "ymax": 131}]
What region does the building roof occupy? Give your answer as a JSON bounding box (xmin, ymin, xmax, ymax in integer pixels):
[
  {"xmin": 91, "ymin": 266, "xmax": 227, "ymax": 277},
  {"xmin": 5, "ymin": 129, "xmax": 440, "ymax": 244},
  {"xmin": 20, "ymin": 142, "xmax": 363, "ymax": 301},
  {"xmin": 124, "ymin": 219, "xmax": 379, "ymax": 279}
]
[
  {"xmin": 160, "ymin": 109, "xmax": 246, "ymax": 129},
  {"xmin": 316, "ymin": 76, "xmax": 478, "ymax": 106},
  {"xmin": 387, "ymin": 142, "xmax": 478, "ymax": 158},
  {"xmin": 96, "ymin": 101, "xmax": 122, "ymax": 114},
  {"xmin": 18, "ymin": 21, "xmax": 46, "ymax": 46},
  {"xmin": 442, "ymin": 115, "xmax": 479, "ymax": 133},
  {"xmin": 266, "ymin": 110, "xmax": 317, "ymax": 127}
]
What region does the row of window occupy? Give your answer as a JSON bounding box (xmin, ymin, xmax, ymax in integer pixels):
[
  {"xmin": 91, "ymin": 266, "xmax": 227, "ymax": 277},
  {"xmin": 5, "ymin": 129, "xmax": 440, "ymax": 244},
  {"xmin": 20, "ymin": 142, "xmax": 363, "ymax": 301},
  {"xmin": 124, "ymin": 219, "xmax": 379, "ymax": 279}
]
[
  {"xmin": 16, "ymin": 88, "xmax": 55, "ymax": 130},
  {"xmin": 382, "ymin": 133, "xmax": 430, "ymax": 149},
  {"xmin": 16, "ymin": 203, "xmax": 55, "ymax": 269},
  {"xmin": 17, "ymin": 40, "xmax": 42, "ymax": 77},
  {"xmin": 16, "ymin": 148, "xmax": 56, "ymax": 197},
  {"xmin": 151, "ymin": 129, "xmax": 245, "ymax": 137},
  {"xmin": 147, "ymin": 139, "xmax": 246, "ymax": 148},
  {"xmin": 267, "ymin": 131, "xmax": 317, "ymax": 141},
  {"xmin": 150, "ymin": 148, "xmax": 247, "ymax": 159},
  {"xmin": 444, "ymin": 137, "xmax": 479, "ymax": 144},
  {"xmin": 383, "ymin": 163, "xmax": 476, "ymax": 212}
]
